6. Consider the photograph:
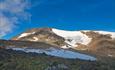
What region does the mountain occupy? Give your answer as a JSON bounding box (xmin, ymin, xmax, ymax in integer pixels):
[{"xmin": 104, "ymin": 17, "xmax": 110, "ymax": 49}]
[
  {"xmin": 1, "ymin": 27, "xmax": 115, "ymax": 60},
  {"xmin": 12, "ymin": 28, "xmax": 115, "ymax": 48},
  {"xmin": 11, "ymin": 28, "xmax": 115, "ymax": 58},
  {"xmin": 0, "ymin": 27, "xmax": 115, "ymax": 70}
]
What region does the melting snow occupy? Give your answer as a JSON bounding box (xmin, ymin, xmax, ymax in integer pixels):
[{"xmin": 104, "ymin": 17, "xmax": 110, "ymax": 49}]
[
  {"xmin": 108, "ymin": 54, "xmax": 113, "ymax": 57},
  {"xmin": 94, "ymin": 31, "xmax": 115, "ymax": 39},
  {"xmin": 18, "ymin": 32, "xmax": 35, "ymax": 39},
  {"xmin": 32, "ymin": 37, "xmax": 38, "ymax": 41},
  {"xmin": 7, "ymin": 47, "xmax": 96, "ymax": 61},
  {"xmin": 61, "ymin": 45, "xmax": 69, "ymax": 49},
  {"xmin": 18, "ymin": 33, "xmax": 31, "ymax": 38},
  {"xmin": 52, "ymin": 28, "xmax": 92, "ymax": 48}
]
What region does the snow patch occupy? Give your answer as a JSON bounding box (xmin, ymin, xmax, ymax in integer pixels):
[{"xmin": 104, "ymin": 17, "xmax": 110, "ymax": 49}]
[
  {"xmin": 108, "ymin": 54, "xmax": 113, "ymax": 57},
  {"xmin": 61, "ymin": 45, "xmax": 69, "ymax": 49},
  {"xmin": 32, "ymin": 37, "xmax": 38, "ymax": 41},
  {"xmin": 94, "ymin": 31, "xmax": 115, "ymax": 39},
  {"xmin": 18, "ymin": 33, "xmax": 31, "ymax": 38},
  {"xmin": 18, "ymin": 32, "xmax": 35, "ymax": 39}
]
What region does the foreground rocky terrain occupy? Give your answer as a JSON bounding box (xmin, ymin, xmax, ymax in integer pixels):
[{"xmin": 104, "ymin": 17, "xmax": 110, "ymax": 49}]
[{"xmin": 0, "ymin": 48, "xmax": 115, "ymax": 70}]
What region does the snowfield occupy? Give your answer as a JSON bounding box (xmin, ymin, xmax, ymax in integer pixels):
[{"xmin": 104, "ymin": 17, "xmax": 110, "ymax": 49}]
[
  {"xmin": 52, "ymin": 28, "xmax": 115, "ymax": 48},
  {"xmin": 17, "ymin": 28, "xmax": 115, "ymax": 49},
  {"xmin": 52, "ymin": 28, "xmax": 92, "ymax": 48},
  {"xmin": 6, "ymin": 47, "xmax": 96, "ymax": 61}
]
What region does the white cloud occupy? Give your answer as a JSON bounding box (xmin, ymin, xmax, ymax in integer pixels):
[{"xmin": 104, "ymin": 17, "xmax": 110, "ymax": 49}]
[{"xmin": 0, "ymin": 0, "xmax": 31, "ymax": 38}]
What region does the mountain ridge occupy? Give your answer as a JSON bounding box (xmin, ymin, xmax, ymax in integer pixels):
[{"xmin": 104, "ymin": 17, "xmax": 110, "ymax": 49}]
[
  {"xmin": 12, "ymin": 28, "xmax": 115, "ymax": 49},
  {"xmin": 10, "ymin": 28, "xmax": 115, "ymax": 58},
  {"xmin": 1, "ymin": 27, "xmax": 115, "ymax": 59}
]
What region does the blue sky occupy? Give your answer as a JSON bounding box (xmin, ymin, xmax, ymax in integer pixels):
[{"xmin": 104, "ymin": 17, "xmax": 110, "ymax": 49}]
[{"xmin": 0, "ymin": 0, "xmax": 115, "ymax": 39}]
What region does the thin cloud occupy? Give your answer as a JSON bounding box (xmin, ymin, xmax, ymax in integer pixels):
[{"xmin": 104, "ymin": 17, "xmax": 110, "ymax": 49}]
[{"xmin": 0, "ymin": 0, "xmax": 31, "ymax": 38}]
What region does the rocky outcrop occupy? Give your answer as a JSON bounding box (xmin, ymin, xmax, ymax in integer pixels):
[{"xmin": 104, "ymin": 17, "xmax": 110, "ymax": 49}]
[{"xmin": 12, "ymin": 28, "xmax": 65, "ymax": 47}]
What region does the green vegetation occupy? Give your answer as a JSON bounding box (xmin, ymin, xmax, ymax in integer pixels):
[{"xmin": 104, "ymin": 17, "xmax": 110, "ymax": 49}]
[{"xmin": 0, "ymin": 49, "xmax": 115, "ymax": 70}]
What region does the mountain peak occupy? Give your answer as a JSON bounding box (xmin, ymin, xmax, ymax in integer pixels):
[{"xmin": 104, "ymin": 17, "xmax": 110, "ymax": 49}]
[{"xmin": 12, "ymin": 28, "xmax": 115, "ymax": 51}]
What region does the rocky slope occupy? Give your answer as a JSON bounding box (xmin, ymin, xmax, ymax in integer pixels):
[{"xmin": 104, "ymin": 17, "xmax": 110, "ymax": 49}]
[
  {"xmin": 12, "ymin": 28, "xmax": 115, "ymax": 49},
  {"xmin": 10, "ymin": 28, "xmax": 115, "ymax": 58},
  {"xmin": 12, "ymin": 28, "xmax": 65, "ymax": 47}
]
